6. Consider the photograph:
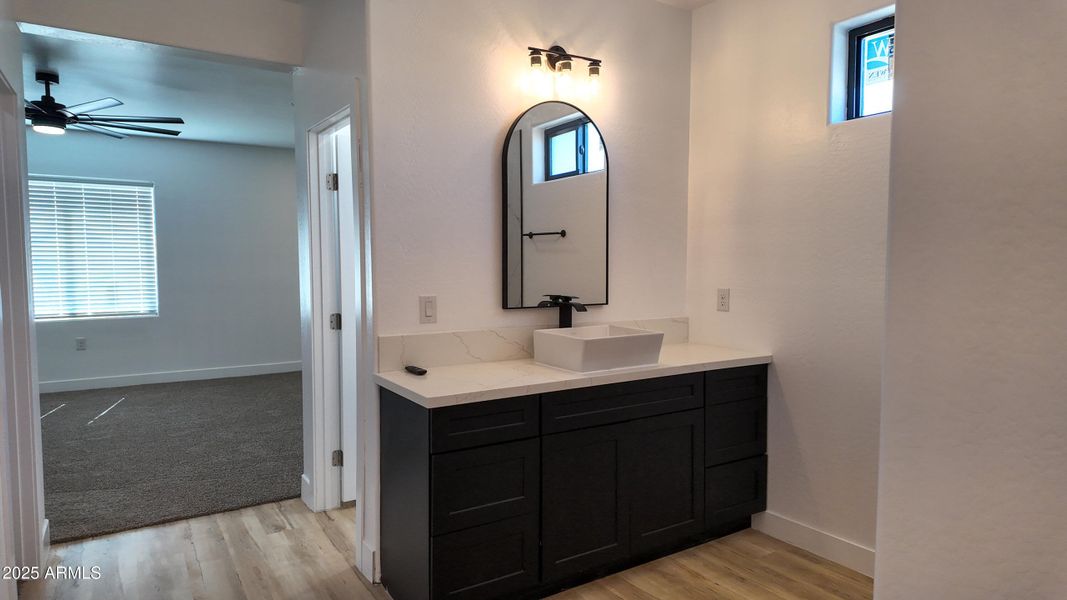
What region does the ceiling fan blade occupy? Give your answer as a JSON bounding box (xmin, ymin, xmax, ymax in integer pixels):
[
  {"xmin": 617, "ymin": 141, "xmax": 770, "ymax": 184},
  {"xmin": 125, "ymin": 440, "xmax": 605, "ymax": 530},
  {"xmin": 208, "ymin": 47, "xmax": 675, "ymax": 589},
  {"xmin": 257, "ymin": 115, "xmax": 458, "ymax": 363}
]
[
  {"xmin": 63, "ymin": 97, "xmax": 123, "ymax": 115},
  {"xmin": 24, "ymin": 99, "xmax": 38, "ymax": 110},
  {"xmin": 87, "ymin": 122, "xmax": 182, "ymax": 136},
  {"xmin": 70, "ymin": 124, "xmax": 127, "ymax": 139},
  {"xmin": 78, "ymin": 115, "xmax": 185, "ymax": 124}
]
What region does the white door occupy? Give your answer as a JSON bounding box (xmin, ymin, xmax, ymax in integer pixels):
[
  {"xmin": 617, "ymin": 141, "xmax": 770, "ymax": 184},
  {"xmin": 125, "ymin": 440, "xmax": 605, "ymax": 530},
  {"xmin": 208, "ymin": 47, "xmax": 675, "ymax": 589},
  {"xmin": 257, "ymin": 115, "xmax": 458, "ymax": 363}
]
[{"xmin": 317, "ymin": 120, "xmax": 360, "ymax": 503}]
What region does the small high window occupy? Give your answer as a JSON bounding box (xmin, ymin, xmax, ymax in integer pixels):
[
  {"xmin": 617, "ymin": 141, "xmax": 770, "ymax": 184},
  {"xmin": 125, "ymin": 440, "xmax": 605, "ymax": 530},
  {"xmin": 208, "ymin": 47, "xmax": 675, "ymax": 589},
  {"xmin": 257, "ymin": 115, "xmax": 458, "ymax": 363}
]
[
  {"xmin": 544, "ymin": 118, "xmax": 605, "ymax": 181},
  {"xmin": 847, "ymin": 16, "xmax": 895, "ymax": 119}
]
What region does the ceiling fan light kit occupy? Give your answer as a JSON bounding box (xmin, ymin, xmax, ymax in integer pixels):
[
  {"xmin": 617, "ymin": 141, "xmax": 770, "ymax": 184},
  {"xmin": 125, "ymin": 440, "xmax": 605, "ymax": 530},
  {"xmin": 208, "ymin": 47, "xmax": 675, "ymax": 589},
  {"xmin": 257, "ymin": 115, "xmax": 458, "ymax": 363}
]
[{"xmin": 23, "ymin": 70, "xmax": 186, "ymax": 139}]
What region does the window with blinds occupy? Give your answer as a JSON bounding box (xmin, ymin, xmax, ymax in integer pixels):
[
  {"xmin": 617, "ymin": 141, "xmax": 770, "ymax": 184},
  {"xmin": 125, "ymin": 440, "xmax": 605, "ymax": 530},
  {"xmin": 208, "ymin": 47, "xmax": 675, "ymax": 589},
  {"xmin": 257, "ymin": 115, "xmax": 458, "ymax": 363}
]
[{"xmin": 28, "ymin": 177, "xmax": 159, "ymax": 320}]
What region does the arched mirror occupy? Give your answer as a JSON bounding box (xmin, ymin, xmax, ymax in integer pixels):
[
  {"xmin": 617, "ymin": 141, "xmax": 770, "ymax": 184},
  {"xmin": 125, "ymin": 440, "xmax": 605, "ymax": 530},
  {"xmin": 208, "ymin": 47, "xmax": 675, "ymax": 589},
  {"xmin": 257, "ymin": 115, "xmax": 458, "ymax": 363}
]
[{"xmin": 502, "ymin": 101, "xmax": 608, "ymax": 309}]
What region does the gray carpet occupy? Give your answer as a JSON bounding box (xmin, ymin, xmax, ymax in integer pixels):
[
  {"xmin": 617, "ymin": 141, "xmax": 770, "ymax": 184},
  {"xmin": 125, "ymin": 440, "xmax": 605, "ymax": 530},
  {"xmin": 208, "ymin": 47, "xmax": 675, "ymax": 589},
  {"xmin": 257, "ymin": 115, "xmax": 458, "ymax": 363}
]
[{"xmin": 40, "ymin": 372, "xmax": 302, "ymax": 543}]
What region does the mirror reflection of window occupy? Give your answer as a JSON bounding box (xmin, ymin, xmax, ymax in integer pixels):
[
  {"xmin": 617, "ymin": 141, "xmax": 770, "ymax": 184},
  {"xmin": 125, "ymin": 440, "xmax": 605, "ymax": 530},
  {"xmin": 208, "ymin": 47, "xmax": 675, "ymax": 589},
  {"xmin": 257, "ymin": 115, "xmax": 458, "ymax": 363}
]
[
  {"xmin": 548, "ymin": 128, "xmax": 579, "ymax": 178},
  {"xmin": 544, "ymin": 118, "xmax": 605, "ymax": 181},
  {"xmin": 586, "ymin": 130, "xmax": 605, "ymax": 172}
]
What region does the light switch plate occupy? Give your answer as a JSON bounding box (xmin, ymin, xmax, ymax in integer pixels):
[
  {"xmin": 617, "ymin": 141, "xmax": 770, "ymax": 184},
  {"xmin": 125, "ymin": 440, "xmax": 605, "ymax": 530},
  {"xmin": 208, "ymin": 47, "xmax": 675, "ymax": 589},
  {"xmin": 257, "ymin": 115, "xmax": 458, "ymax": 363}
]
[
  {"xmin": 717, "ymin": 289, "xmax": 730, "ymax": 312},
  {"xmin": 419, "ymin": 295, "xmax": 437, "ymax": 324}
]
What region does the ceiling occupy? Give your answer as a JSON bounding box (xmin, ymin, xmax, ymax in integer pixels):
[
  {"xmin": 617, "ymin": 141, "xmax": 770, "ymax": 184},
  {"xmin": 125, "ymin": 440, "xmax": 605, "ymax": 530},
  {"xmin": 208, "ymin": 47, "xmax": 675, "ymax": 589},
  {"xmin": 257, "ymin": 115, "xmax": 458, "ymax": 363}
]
[
  {"xmin": 21, "ymin": 26, "xmax": 296, "ymax": 148},
  {"xmin": 653, "ymin": 0, "xmax": 716, "ymax": 9}
]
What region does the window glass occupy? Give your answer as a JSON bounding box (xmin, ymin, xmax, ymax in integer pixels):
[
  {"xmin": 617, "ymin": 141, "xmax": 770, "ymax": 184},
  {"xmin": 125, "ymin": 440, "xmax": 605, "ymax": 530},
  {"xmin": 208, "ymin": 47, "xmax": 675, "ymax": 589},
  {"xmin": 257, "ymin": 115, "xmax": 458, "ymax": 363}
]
[
  {"xmin": 548, "ymin": 128, "xmax": 578, "ymax": 178},
  {"xmin": 860, "ymin": 28, "xmax": 895, "ymax": 117},
  {"xmin": 586, "ymin": 126, "xmax": 606, "ymax": 173},
  {"xmin": 28, "ymin": 177, "xmax": 159, "ymax": 320}
]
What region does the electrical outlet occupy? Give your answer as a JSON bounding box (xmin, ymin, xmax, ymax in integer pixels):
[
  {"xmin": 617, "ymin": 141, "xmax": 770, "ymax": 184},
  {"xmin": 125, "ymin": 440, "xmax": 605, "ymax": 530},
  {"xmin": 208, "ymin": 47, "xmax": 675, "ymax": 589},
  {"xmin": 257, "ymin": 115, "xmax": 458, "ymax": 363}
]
[
  {"xmin": 419, "ymin": 295, "xmax": 437, "ymax": 324},
  {"xmin": 717, "ymin": 289, "xmax": 730, "ymax": 312},
  {"xmin": 75, "ymin": 337, "xmax": 87, "ymax": 351}
]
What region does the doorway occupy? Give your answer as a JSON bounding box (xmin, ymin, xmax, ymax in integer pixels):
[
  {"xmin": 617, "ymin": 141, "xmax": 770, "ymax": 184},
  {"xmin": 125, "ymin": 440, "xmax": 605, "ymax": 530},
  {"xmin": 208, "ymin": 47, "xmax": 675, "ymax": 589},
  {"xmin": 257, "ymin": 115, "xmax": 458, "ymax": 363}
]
[
  {"xmin": 3, "ymin": 21, "xmax": 373, "ymax": 582},
  {"xmin": 22, "ymin": 27, "xmax": 304, "ymax": 542},
  {"xmin": 305, "ymin": 110, "xmax": 361, "ymax": 509}
]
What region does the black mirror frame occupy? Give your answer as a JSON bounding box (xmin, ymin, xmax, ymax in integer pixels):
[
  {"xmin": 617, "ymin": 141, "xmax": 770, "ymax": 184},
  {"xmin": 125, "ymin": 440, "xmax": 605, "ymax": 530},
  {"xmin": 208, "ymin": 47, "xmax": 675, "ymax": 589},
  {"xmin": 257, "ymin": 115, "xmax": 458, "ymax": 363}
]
[{"xmin": 500, "ymin": 100, "xmax": 609, "ymax": 310}]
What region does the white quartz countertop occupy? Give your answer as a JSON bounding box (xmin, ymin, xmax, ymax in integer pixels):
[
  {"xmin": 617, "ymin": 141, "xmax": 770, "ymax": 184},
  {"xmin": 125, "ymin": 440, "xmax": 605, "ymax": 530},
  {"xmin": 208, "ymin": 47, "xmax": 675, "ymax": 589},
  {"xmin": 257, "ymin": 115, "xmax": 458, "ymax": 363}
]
[{"xmin": 375, "ymin": 343, "xmax": 772, "ymax": 409}]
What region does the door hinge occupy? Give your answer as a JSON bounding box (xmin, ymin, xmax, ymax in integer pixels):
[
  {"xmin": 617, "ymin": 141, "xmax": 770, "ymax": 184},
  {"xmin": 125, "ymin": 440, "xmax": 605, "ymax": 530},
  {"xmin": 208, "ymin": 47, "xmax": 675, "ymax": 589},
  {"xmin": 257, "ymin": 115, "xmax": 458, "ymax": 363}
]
[
  {"xmin": 326, "ymin": 172, "xmax": 339, "ymax": 191},
  {"xmin": 332, "ymin": 449, "xmax": 344, "ymax": 467},
  {"xmin": 329, "ymin": 313, "xmax": 342, "ymax": 330}
]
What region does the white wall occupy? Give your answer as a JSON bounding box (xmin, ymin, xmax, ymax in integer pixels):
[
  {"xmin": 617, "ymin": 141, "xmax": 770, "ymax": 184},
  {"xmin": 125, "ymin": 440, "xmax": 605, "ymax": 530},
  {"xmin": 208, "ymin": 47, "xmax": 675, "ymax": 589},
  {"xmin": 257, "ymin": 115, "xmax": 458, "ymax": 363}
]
[
  {"xmin": 27, "ymin": 132, "xmax": 300, "ymax": 391},
  {"xmin": 15, "ymin": 0, "xmax": 303, "ymax": 66},
  {"xmin": 368, "ymin": 0, "xmax": 692, "ymax": 335},
  {"xmin": 0, "ymin": 0, "xmax": 24, "ymax": 592},
  {"xmin": 291, "ymin": 0, "xmax": 375, "ymax": 575},
  {"xmin": 876, "ymin": 1, "xmax": 1067, "ymax": 597},
  {"xmin": 687, "ymin": 0, "xmax": 891, "ymax": 574}
]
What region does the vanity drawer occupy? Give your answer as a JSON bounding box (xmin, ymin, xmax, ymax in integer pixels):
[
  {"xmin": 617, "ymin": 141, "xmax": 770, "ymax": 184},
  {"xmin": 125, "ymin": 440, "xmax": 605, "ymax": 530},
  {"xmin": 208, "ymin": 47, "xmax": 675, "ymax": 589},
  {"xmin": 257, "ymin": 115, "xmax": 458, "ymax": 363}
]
[
  {"xmin": 431, "ymin": 513, "xmax": 540, "ymax": 600},
  {"xmin": 541, "ymin": 373, "xmax": 704, "ymax": 433},
  {"xmin": 705, "ymin": 397, "xmax": 767, "ymax": 466},
  {"xmin": 705, "ymin": 365, "xmax": 767, "ymax": 405},
  {"xmin": 431, "ymin": 438, "xmax": 539, "ymax": 535},
  {"xmin": 430, "ymin": 395, "xmax": 539, "ymax": 453},
  {"xmin": 705, "ymin": 455, "xmax": 767, "ymax": 528}
]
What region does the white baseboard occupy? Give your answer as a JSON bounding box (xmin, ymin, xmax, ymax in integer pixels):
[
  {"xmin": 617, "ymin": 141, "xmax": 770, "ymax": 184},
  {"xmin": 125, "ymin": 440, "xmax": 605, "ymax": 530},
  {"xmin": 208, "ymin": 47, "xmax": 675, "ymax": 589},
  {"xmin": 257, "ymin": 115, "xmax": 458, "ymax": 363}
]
[
  {"xmin": 301, "ymin": 473, "xmax": 315, "ymax": 510},
  {"xmin": 361, "ymin": 541, "xmax": 378, "ymax": 583},
  {"xmin": 39, "ymin": 361, "xmax": 302, "ymax": 393},
  {"xmin": 752, "ymin": 511, "xmax": 875, "ymax": 577},
  {"xmin": 39, "ymin": 518, "xmax": 49, "ymax": 564}
]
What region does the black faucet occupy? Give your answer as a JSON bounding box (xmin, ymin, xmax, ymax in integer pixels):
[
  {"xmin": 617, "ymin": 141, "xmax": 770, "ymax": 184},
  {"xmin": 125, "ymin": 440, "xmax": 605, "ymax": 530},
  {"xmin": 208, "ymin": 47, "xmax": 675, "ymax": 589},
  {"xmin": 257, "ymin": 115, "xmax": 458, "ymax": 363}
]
[{"xmin": 537, "ymin": 294, "xmax": 587, "ymax": 328}]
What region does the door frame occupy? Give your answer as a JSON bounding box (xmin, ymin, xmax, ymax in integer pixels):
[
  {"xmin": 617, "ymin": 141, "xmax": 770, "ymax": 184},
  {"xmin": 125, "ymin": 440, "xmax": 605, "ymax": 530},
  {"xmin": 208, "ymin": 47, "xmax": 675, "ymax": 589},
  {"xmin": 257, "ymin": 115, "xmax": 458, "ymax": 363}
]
[
  {"xmin": 302, "ymin": 94, "xmax": 376, "ymax": 579},
  {"xmin": 303, "ymin": 108, "xmax": 349, "ymax": 514},
  {"xmin": 0, "ymin": 65, "xmax": 47, "ymax": 579}
]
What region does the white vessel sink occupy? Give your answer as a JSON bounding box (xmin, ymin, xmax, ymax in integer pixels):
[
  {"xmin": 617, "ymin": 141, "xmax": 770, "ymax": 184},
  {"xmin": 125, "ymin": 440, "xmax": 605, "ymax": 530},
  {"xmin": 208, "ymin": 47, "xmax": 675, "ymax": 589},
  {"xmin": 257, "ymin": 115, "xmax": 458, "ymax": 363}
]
[{"xmin": 534, "ymin": 325, "xmax": 664, "ymax": 373}]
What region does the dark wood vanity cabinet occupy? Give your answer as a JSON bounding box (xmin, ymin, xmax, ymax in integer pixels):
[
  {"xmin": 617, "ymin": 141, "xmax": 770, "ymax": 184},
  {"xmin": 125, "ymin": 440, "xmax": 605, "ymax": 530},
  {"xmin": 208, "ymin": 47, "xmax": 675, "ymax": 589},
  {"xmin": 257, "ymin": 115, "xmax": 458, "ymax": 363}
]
[{"xmin": 380, "ymin": 365, "xmax": 768, "ymax": 600}]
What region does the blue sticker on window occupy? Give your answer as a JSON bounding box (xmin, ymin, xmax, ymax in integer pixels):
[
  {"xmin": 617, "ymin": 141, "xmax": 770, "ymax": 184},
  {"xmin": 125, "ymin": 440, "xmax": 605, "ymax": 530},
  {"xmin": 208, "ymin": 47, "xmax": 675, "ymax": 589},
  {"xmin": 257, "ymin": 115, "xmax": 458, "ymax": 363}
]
[{"xmin": 864, "ymin": 31, "xmax": 895, "ymax": 85}]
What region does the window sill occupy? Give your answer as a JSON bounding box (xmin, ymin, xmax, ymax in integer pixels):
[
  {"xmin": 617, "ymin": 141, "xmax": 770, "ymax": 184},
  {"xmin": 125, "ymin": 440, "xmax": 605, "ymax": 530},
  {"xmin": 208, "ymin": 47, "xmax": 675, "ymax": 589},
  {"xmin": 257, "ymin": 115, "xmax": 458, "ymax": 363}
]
[{"xmin": 35, "ymin": 313, "xmax": 159, "ymax": 323}]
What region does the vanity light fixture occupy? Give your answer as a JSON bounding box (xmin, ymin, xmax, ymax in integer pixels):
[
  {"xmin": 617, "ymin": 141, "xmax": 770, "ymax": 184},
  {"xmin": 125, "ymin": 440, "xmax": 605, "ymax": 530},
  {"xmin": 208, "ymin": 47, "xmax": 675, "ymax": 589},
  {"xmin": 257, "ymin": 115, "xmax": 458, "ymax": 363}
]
[{"xmin": 527, "ymin": 45, "xmax": 602, "ymax": 82}]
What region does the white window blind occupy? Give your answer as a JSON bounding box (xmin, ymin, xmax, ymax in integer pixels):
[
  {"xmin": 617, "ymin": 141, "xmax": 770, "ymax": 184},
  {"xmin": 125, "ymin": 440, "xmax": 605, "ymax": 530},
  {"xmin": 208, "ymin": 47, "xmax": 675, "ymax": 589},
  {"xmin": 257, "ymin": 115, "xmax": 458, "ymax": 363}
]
[{"xmin": 28, "ymin": 177, "xmax": 159, "ymax": 320}]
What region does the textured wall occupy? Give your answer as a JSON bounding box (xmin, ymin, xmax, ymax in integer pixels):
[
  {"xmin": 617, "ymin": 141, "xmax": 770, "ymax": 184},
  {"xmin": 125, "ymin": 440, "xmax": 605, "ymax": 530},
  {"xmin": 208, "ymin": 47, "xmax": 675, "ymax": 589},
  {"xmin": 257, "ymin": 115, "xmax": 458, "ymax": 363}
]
[
  {"xmin": 28, "ymin": 133, "xmax": 300, "ymax": 389},
  {"xmin": 367, "ymin": 0, "xmax": 692, "ymax": 334},
  {"xmin": 876, "ymin": 0, "xmax": 1067, "ymax": 597},
  {"xmin": 687, "ymin": 0, "xmax": 891, "ymax": 573},
  {"xmin": 15, "ymin": 0, "xmax": 302, "ymax": 66}
]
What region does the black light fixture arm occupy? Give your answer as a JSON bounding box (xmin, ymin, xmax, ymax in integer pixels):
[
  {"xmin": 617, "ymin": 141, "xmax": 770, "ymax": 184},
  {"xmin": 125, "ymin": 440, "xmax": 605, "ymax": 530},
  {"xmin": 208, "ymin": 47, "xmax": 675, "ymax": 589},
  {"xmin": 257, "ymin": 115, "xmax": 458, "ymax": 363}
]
[{"xmin": 527, "ymin": 46, "xmax": 602, "ymax": 66}]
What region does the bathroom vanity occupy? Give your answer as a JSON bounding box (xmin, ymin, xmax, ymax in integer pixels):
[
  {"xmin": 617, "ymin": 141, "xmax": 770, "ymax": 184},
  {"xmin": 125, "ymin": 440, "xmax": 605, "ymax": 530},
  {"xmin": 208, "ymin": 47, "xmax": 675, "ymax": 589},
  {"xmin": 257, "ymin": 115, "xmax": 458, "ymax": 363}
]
[{"xmin": 378, "ymin": 345, "xmax": 771, "ymax": 600}]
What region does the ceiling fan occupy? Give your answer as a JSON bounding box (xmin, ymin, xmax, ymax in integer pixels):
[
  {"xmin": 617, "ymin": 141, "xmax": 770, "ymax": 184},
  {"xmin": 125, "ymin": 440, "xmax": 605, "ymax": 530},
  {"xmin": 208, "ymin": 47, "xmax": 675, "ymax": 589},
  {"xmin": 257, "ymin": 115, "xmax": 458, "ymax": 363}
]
[{"xmin": 23, "ymin": 70, "xmax": 185, "ymax": 139}]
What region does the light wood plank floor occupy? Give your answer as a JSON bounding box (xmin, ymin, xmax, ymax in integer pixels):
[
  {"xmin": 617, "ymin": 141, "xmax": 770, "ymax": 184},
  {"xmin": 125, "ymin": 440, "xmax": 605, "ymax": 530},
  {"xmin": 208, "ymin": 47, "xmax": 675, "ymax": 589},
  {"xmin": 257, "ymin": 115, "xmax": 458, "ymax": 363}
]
[
  {"xmin": 549, "ymin": 529, "xmax": 873, "ymax": 600},
  {"xmin": 20, "ymin": 500, "xmax": 388, "ymax": 600},
  {"xmin": 20, "ymin": 500, "xmax": 872, "ymax": 600}
]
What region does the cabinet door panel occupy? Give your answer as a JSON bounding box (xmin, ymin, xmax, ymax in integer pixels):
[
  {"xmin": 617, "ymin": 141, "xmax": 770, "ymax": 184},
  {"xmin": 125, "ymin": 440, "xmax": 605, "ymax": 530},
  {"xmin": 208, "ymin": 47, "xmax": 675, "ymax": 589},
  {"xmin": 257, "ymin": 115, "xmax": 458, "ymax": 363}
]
[
  {"xmin": 627, "ymin": 410, "xmax": 705, "ymax": 557},
  {"xmin": 432, "ymin": 438, "xmax": 539, "ymax": 535},
  {"xmin": 705, "ymin": 397, "xmax": 766, "ymax": 466},
  {"xmin": 705, "ymin": 365, "xmax": 767, "ymax": 405},
  {"xmin": 706, "ymin": 455, "xmax": 767, "ymax": 528},
  {"xmin": 431, "ymin": 395, "xmax": 539, "ymax": 453},
  {"xmin": 542, "ymin": 423, "xmax": 629, "ymax": 583},
  {"xmin": 431, "ymin": 513, "xmax": 539, "ymax": 600},
  {"xmin": 542, "ymin": 373, "xmax": 703, "ymax": 433}
]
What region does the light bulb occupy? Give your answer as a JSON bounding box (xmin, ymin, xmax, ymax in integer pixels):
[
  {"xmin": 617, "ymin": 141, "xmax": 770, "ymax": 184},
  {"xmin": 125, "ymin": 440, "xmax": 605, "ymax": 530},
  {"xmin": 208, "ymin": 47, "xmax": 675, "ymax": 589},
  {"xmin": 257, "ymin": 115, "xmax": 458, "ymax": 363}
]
[
  {"xmin": 32, "ymin": 124, "xmax": 65, "ymax": 135},
  {"xmin": 555, "ymin": 58, "xmax": 574, "ymax": 97},
  {"xmin": 585, "ymin": 61, "xmax": 602, "ymax": 96},
  {"xmin": 555, "ymin": 72, "xmax": 574, "ymax": 97}
]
